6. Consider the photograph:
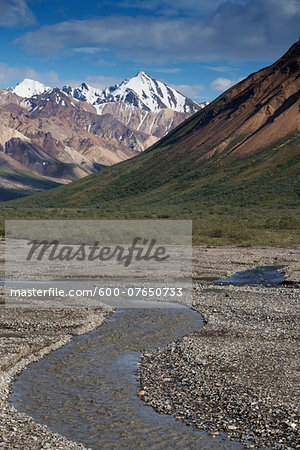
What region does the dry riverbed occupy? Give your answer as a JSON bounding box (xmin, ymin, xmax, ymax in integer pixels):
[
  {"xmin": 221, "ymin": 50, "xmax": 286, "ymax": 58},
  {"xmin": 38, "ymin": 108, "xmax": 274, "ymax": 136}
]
[
  {"xmin": 139, "ymin": 246, "xmax": 300, "ymax": 449},
  {"xmin": 0, "ymin": 242, "xmax": 299, "ymax": 449}
]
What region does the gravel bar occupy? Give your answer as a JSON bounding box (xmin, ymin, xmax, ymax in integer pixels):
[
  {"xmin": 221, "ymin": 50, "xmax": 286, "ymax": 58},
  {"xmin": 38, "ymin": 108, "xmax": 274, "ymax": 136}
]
[
  {"xmin": 139, "ymin": 246, "xmax": 300, "ymax": 449},
  {"xmin": 0, "ymin": 243, "xmax": 299, "ymax": 448},
  {"xmin": 0, "ymin": 241, "xmax": 112, "ymax": 449}
]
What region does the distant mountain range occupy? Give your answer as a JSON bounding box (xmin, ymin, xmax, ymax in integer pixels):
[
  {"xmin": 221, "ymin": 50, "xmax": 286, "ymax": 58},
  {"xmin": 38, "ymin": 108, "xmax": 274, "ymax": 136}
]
[
  {"xmin": 0, "ymin": 72, "xmax": 208, "ymax": 200},
  {"xmin": 62, "ymin": 71, "xmax": 204, "ymax": 114},
  {"xmin": 15, "ymin": 41, "xmax": 299, "ymax": 211}
]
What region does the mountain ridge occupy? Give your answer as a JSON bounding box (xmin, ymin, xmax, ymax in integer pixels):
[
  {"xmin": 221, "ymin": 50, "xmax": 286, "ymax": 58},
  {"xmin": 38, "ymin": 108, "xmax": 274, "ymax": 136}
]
[
  {"xmin": 62, "ymin": 71, "xmax": 206, "ymax": 114},
  {"xmin": 8, "ymin": 71, "xmax": 207, "ymax": 115},
  {"xmin": 1, "ymin": 72, "xmax": 206, "ymax": 199}
]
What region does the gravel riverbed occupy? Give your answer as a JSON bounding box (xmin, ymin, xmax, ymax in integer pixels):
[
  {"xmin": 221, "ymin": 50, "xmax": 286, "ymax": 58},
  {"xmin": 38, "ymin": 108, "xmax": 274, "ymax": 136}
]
[
  {"xmin": 139, "ymin": 246, "xmax": 300, "ymax": 449},
  {"xmin": 0, "ymin": 242, "xmax": 299, "ymax": 449}
]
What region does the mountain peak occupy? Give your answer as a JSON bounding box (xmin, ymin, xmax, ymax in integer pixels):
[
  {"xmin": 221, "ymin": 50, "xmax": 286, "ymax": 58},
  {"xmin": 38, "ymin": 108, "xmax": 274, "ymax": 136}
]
[
  {"xmin": 62, "ymin": 82, "xmax": 103, "ymax": 104},
  {"xmin": 13, "ymin": 78, "xmax": 51, "ymax": 98},
  {"xmin": 136, "ymin": 70, "xmax": 150, "ymax": 77},
  {"xmin": 111, "ymin": 71, "xmax": 201, "ymax": 113},
  {"xmin": 273, "ymin": 40, "xmax": 300, "ymax": 75},
  {"xmin": 80, "ymin": 82, "xmax": 90, "ymax": 90},
  {"xmin": 62, "ymin": 72, "xmax": 203, "ymax": 114}
]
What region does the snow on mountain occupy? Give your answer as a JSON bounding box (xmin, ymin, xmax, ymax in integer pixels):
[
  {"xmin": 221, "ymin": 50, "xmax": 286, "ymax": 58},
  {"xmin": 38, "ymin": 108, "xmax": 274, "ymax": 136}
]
[
  {"xmin": 101, "ymin": 71, "xmax": 200, "ymax": 113},
  {"xmin": 11, "ymin": 72, "xmax": 208, "ymax": 116},
  {"xmin": 62, "ymin": 82, "xmax": 103, "ymax": 105},
  {"xmin": 63, "ymin": 71, "xmax": 205, "ymax": 114},
  {"xmin": 13, "ymin": 79, "xmax": 51, "ymax": 98}
]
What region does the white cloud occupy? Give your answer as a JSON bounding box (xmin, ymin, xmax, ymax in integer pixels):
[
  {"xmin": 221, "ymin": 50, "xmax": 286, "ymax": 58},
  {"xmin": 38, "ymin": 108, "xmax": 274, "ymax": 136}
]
[
  {"xmin": 85, "ymin": 75, "xmax": 121, "ymax": 90},
  {"xmin": 0, "ymin": 64, "xmax": 121, "ymax": 92},
  {"xmin": 101, "ymin": 0, "xmax": 230, "ymax": 16},
  {"xmin": 0, "ymin": 63, "xmax": 59, "ymax": 88},
  {"xmin": 95, "ymin": 59, "xmax": 117, "ymax": 66},
  {"xmin": 71, "ymin": 47, "xmax": 108, "ymax": 54},
  {"xmin": 151, "ymin": 68, "xmax": 182, "ymax": 73},
  {"xmin": 171, "ymin": 83, "xmax": 204, "ymax": 97},
  {"xmin": 0, "ymin": 0, "xmax": 35, "ymax": 27},
  {"xmin": 210, "ymin": 77, "xmax": 242, "ymax": 91},
  {"xmin": 206, "ymin": 66, "xmax": 232, "ymax": 73},
  {"xmin": 15, "ymin": 0, "xmax": 300, "ymax": 63}
]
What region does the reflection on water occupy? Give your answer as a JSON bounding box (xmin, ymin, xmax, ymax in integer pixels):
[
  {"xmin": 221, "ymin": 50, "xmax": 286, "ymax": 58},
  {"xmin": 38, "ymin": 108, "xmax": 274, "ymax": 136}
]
[
  {"xmin": 11, "ymin": 306, "xmax": 242, "ymax": 449},
  {"xmin": 216, "ymin": 265, "xmax": 285, "ymax": 287}
]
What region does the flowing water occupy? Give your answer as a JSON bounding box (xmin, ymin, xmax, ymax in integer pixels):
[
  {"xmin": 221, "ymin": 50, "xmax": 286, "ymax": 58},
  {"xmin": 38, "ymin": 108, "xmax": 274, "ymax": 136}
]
[{"xmin": 11, "ymin": 304, "xmax": 242, "ymax": 449}]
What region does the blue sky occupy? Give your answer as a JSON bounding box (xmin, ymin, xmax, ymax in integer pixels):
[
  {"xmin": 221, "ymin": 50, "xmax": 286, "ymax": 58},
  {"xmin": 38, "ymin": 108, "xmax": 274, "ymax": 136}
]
[{"xmin": 0, "ymin": 0, "xmax": 299, "ymax": 101}]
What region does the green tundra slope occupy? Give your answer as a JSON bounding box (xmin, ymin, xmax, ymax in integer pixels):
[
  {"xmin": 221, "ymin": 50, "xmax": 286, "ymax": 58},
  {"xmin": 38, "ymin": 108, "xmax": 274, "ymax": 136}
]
[
  {"xmin": 10, "ymin": 41, "xmax": 300, "ymax": 211},
  {"xmin": 2, "ymin": 42, "xmax": 299, "ymax": 245},
  {"xmin": 0, "ymin": 154, "xmax": 62, "ymax": 201}
]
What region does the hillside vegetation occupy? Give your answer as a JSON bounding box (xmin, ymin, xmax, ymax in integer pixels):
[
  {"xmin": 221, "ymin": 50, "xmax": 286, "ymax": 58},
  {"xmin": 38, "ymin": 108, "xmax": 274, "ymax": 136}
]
[{"xmin": 2, "ymin": 42, "xmax": 299, "ymax": 246}]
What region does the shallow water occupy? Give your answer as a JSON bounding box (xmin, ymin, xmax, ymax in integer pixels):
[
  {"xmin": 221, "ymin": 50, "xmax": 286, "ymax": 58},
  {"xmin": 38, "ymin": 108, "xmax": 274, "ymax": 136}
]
[
  {"xmin": 11, "ymin": 306, "xmax": 242, "ymax": 449},
  {"xmin": 216, "ymin": 265, "xmax": 285, "ymax": 286}
]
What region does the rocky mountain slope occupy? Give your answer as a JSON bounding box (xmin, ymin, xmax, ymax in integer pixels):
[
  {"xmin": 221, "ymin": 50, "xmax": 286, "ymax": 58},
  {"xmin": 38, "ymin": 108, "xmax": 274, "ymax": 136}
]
[
  {"xmin": 17, "ymin": 41, "xmax": 299, "ymax": 210},
  {"xmin": 0, "ymin": 73, "xmax": 205, "ymax": 199},
  {"xmin": 0, "ymin": 151, "xmax": 62, "ymax": 201},
  {"xmin": 0, "ymin": 88, "xmax": 140, "ymax": 176},
  {"xmin": 63, "ymin": 71, "xmax": 208, "ymax": 141}
]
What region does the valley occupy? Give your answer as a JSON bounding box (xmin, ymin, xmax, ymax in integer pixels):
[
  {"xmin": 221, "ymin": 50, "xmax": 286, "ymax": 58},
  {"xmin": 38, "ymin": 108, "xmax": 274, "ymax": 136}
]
[
  {"xmin": 2, "ymin": 41, "xmax": 298, "ymax": 246},
  {"xmin": 0, "ymin": 3, "xmax": 299, "ymax": 448},
  {"xmin": 0, "ymin": 72, "xmax": 205, "ymax": 199}
]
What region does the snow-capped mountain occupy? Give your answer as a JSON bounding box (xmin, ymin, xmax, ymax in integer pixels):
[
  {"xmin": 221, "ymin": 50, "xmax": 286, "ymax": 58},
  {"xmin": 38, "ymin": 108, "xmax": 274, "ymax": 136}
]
[
  {"xmin": 62, "ymin": 82, "xmax": 103, "ymax": 105},
  {"xmin": 2, "ymin": 73, "xmax": 210, "ymax": 192},
  {"xmin": 2, "ymin": 71, "xmax": 211, "ymax": 199},
  {"xmin": 11, "ymin": 72, "xmax": 208, "ymax": 115},
  {"xmin": 63, "ymin": 71, "xmax": 205, "ymax": 114},
  {"xmin": 12, "ymin": 78, "xmax": 51, "ymax": 98}
]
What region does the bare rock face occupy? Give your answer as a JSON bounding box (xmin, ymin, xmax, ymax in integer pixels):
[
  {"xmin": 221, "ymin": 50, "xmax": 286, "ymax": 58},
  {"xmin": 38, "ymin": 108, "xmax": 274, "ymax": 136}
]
[
  {"xmin": 4, "ymin": 137, "xmax": 86, "ymax": 180},
  {"xmin": 96, "ymin": 102, "xmax": 189, "ymax": 139},
  {"xmin": 0, "ymin": 89, "xmax": 144, "ymax": 189}
]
